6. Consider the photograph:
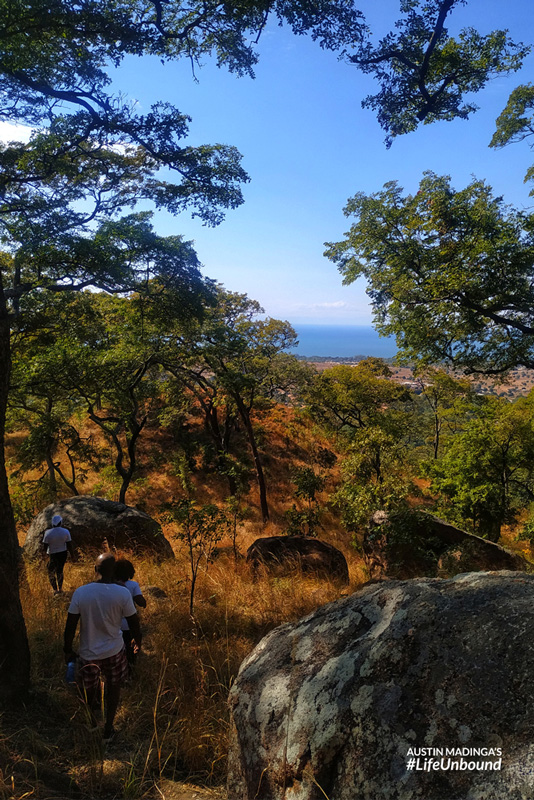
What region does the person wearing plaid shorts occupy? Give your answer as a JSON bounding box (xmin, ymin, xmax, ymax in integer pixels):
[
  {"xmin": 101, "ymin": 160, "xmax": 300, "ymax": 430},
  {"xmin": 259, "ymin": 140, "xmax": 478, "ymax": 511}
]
[{"xmin": 63, "ymin": 553, "xmax": 142, "ymax": 739}]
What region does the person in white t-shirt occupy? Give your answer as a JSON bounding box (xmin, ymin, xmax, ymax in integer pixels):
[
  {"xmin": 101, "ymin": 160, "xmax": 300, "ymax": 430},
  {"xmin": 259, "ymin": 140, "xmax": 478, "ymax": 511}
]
[
  {"xmin": 114, "ymin": 558, "xmax": 146, "ymax": 668},
  {"xmin": 42, "ymin": 514, "xmax": 75, "ymax": 593},
  {"xmin": 63, "ymin": 553, "xmax": 142, "ymax": 739}
]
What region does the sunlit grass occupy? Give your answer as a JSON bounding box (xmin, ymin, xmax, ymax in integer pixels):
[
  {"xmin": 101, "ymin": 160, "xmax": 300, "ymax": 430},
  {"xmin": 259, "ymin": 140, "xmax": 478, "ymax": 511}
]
[
  {"xmin": 5, "ymin": 403, "xmax": 362, "ymax": 796},
  {"xmin": 6, "ymin": 539, "xmax": 364, "ymax": 799}
]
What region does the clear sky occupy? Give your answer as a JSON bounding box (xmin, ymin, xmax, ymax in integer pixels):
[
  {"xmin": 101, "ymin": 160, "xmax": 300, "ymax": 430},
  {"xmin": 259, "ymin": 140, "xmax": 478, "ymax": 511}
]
[{"xmin": 3, "ymin": 1, "xmax": 534, "ymax": 326}]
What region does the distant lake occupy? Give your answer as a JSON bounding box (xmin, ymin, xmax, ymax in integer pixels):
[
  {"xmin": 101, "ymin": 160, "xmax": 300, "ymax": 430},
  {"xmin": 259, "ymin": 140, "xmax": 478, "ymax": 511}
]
[{"xmin": 289, "ymin": 324, "xmax": 397, "ymax": 359}]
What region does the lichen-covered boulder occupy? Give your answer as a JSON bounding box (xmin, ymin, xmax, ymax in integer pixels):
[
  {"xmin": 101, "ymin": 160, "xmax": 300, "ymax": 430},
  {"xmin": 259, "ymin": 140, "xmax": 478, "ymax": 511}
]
[
  {"xmin": 246, "ymin": 536, "xmax": 349, "ymax": 584},
  {"xmin": 228, "ymin": 572, "xmax": 534, "ymax": 800},
  {"xmin": 365, "ymin": 510, "xmax": 527, "ymax": 579},
  {"xmin": 24, "ymin": 496, "xmax": 174, "ymax": 559}
]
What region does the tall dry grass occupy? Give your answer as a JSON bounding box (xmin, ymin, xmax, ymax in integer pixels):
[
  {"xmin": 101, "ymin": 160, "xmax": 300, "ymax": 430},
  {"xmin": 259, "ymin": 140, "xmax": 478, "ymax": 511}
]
[{"xmin": 4, "ymin": 538, "xmax": 366, "ymax": 799}]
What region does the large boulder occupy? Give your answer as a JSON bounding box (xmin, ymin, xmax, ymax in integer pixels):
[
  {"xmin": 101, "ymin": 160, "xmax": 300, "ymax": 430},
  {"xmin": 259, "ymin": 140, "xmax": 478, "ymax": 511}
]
[
  {"xmin": 24, "ymin": 496, "xmax": 174, "ymax": 559},
  {"xmin": 246, "ymin": 536, "xmax": 349, "ymax": 584},
  {"xmin": 228, "ymin": 571, "xmax": 534, "ymax": 800},
  {"xmin": 364, "ymin": 510, "xmax": 527, "ymax": 579}
]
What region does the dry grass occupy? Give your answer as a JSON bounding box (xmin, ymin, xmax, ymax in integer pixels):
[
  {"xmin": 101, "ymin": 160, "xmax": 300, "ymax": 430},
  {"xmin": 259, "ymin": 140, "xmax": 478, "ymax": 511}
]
[
  {"xmin": 3, "ymin": 538, "xmax": 366, "ymax": 799},
  {"xmin": 10, "ymin": 404, "xmax": 349, "ymax": 549},
  {"xmin": 3, "ymin": 403, "xmax": 365, "ymax": 797}
]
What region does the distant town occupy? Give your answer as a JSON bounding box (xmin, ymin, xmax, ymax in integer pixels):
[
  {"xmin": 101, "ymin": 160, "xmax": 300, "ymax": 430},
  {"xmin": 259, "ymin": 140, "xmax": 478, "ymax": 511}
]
[{"xmin": 304, "ymin": 358, "xmax": 534, "ymax": 399}]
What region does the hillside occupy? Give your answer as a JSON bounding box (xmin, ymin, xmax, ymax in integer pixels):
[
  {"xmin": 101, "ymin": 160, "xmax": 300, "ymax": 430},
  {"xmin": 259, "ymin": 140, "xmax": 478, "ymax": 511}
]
[{"xmin": 5, "ymin": 380, "xmax": 534, "ymax": 798}]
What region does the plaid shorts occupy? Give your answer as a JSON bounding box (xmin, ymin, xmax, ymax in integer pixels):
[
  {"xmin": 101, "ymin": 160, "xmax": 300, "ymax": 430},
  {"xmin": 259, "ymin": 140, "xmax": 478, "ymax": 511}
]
[{"xmin": 77, "ymin": 647, "xmax": 128, "ymax": 691}]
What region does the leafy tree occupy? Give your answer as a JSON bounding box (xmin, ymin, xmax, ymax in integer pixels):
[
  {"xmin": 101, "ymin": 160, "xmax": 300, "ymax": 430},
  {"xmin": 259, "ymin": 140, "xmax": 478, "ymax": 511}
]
[
  {"xmin": 292, "ymin": 466, "xmax": 325, "ymax": 507},
  {"xmin": 424, "ymin": 396, "xmax": 534, "ymax": 540},
  {"xmin": 169, "ymin": 499, "xmax": 227, "ymax": 619},
  {"xmin": 490, "ymin": 83, "xmax": 534, "ymax": 192},
  {"xmin": 260, "ymin": 352, "xmax": 316, "ymax": 404},
  {"xmin": 284, "ymin": 505, "xmax": 321, "ymax": 538},
  {"xmin": 284, "ymin": 466, "xmax": 325, "ymax": 537},
  {"xmin": 52, "ymin": 290, "xmax": 171, "ymax": 504},
  {"xmin": 161, "ymin": 354, "xmax": 241, "ymax": 496},
  {"xmin": 161, "ymin": 289, "xmax": 299, "ymax": 522},
  {"xmin": 224, "ymin": 493, "xmax": 249, "ymax": 561},
  {"xmin": 8, "ymin": 290, "xmax": 109, "ymax": 498},
  {"xmin": 305, "ymin": 358, "xmax": 410, "ymax": 436},
  {"xmin": 315, "ymin": 363, "xmax": 418, "ymax": 532},
  {"xmin": 348, "ymin": 0, "xmax": 528, "ymax": 146},
  {"xmin": 163, "ymin": 458, "xmax": 227, "ymax": 618},
  {"xmin": 0, "ymin": 0, "xmax": 371, "ymax": 255},
  {"xmin": 220, "ymin": 455, "xmax": 251, "ymax": 560},
  {"xmin": 333, "ymin": 426, "xmax": 414, "ymax": 532},
  {"xmin": 415, "ymin": 367, "xmax": 472, "ymax": 458},
  {"xmin": 8, "ymin": 397, "xmax": 95, "ymax": 499},
  {"xmin": 325, "ymin": 172, "xmax": 534, "ymax": 374}
]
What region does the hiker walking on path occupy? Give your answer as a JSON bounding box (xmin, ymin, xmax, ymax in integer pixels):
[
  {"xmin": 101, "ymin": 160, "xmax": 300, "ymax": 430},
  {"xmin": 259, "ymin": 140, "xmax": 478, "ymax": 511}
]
[
  {"xmin": 42, "ymin": 514, "xmax": 75, "ymax": 594},
  {"xmin": 115, "ymin": 558, "xmax": 146, "ymax": 669},
  {"xmin": 63, "ymin": 553, "xmax": 142, "ymax": 740}
]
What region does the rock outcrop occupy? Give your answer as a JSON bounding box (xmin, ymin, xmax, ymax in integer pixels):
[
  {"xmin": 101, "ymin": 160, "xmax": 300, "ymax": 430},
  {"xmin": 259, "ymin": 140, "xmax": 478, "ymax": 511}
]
[
  {"xmin": 246, "ymin": 536, "xmax": 349, "ymax": 584},
  {"xmin": 24, "ymin": 496, "xmax": 174, "ymax": 559},
  {"xmin": 228, "ymin": 571, "xmax": 534, "ymax": 800},
  {"xmin": 365, "ymin": 510, "xmax": 527, "ymax": 578},
  {"xmin": 143, "ymin": 585, "xmax": 169, "ymax": 599}
]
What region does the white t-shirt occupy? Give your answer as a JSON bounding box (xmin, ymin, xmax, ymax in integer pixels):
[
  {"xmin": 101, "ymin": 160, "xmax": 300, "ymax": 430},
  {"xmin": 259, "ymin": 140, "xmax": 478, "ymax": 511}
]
[
  {"xmin": 120, "ymin": 580, "xmax": 143, "ymax": 631},
  {"xmin": 43, "ymin": 526, "xmax": 72, "ymax": 554},
  {"xmin": 68, "ymin": 582, "xmax": 137, "ymax": 661}
]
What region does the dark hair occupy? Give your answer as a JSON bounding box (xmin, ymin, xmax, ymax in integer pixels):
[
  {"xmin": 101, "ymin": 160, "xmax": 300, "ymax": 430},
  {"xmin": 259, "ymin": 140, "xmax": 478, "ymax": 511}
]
[{"xmin": 115, "ymin": 558, "xmax": 135, "ymax": 581}]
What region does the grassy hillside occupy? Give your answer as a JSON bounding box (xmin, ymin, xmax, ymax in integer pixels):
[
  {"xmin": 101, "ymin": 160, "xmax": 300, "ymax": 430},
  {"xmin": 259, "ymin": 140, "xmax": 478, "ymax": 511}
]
[
  {"xmin": 5, "ymin": 398, "xmax": 534, "ymax": 798},
  {"xmin": 3, "ymin": 549, "xmax": 364, "ymax": 799},
  {"xmin": 3, "ymin": 404, "xmax": 365, "ymax": 799}
]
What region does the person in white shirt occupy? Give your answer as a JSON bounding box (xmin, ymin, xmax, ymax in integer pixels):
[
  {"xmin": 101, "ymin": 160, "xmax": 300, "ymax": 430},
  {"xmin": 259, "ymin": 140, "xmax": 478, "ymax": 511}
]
[
  {"xmin": 42, "ymin": 514, "xmax": 75, "ymax": 593},
  {"xmin": 63, "ymin": 553, "xmax": 142, "ymax": 739},
  {"xmin": 114, "ymin": 558, "xmax": 146, "ymax": 668}
]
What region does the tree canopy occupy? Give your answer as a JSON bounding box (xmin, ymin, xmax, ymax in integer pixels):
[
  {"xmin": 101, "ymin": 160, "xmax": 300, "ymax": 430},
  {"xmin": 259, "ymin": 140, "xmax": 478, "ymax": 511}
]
[
  {"xmin": 348, "ymin": 0, "xmax": 528, "ymax": 147},
  {"xmin": 305, "ymin": 358, "xmax": 410, "ymax": 434},
  {"xmin": 325, "ymin": 171, "xmax": 534, "ymax": 374},
  {"xmin": 159, "ymin": 288, "xmax": 299, "ymax": 521},
  {"xmin": 425, "ymin": 395, "xmax": 534, "ymax": 540},
  {"xmin": 490, "ymin": 82, "xmax": 534, "ymax": 193}
]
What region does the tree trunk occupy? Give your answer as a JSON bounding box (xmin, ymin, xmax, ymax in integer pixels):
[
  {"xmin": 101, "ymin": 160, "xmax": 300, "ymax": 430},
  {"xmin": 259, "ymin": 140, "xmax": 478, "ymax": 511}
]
[
  {"xmin": 235, "ymin": 398, "xmax": 269, "ymax": 522},
  {"xmin": 45, "ymin": 451, "xmax": 58, "ymax": 498},
  {"xmin": 118, "ymin": 414, "xmax": 147, "ymax": 505},
  {"xmin": 433, "ymin": 415, "xmax": 441, "ymax": 460},
  {"xmin": 0, "ymin": 310, "xmax": 31, "ymax": 703},
  {"xmin": 478, "ymin": 511, "xmax": 502, "ymax": 543},
  {"xmin": 53, "ymin": 460, "xmax": 79, "ymax": 495},
  {"xmin": 201, "ymin": 400, "xmax": 237, "ymax": 495}
]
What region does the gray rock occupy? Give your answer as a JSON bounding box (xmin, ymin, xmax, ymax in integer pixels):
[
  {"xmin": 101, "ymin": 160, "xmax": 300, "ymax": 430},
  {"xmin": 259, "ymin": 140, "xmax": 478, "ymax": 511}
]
[
  {"xmin": 24, "ymin": 495, "xmax": 174, "ymax": 559},
  {"xmin": 143, "ymin": 585, "xmax": 169, "ymax": 599},
  {"xmin": 228, "ymin": 571, "xmax": 534, "ymax": 800},
  {"xmin": 247, "ymin": 536, "xmax": 349, "ymax": 584},
  {"xmin": 365, "ymin": 510, "xmax": 527, "ymax": 579}
]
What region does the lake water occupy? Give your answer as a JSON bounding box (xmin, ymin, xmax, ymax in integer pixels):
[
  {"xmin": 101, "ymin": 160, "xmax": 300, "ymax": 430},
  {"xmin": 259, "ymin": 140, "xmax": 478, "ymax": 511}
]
[{"xmin": 289, "ymin": 324, "xmax": 397, "ymax": 359}]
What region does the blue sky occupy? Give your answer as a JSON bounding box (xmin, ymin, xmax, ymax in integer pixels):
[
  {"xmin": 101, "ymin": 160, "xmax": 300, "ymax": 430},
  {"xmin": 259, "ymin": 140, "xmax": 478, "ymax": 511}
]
[{"xmin": 3, "ymin": 1, "xmax": 534, "ymax": 327}]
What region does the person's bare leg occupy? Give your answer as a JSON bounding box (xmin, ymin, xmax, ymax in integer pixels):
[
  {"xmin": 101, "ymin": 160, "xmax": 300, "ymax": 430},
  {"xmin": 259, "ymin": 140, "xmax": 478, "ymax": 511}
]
[
  {"xmin": 103, "ymin": 684, "xmax": 121, "ymax": 738},
  {"xmin": 82, "ymin": 684, "xmax": 102, "ymax": 728},
  {"xmin": 47, "ymin": 561, "xmax": 58, "ymax": 592},
  {"xmin": 56, "ymin": 552, "xmax": 67, "ymax": 592}
]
